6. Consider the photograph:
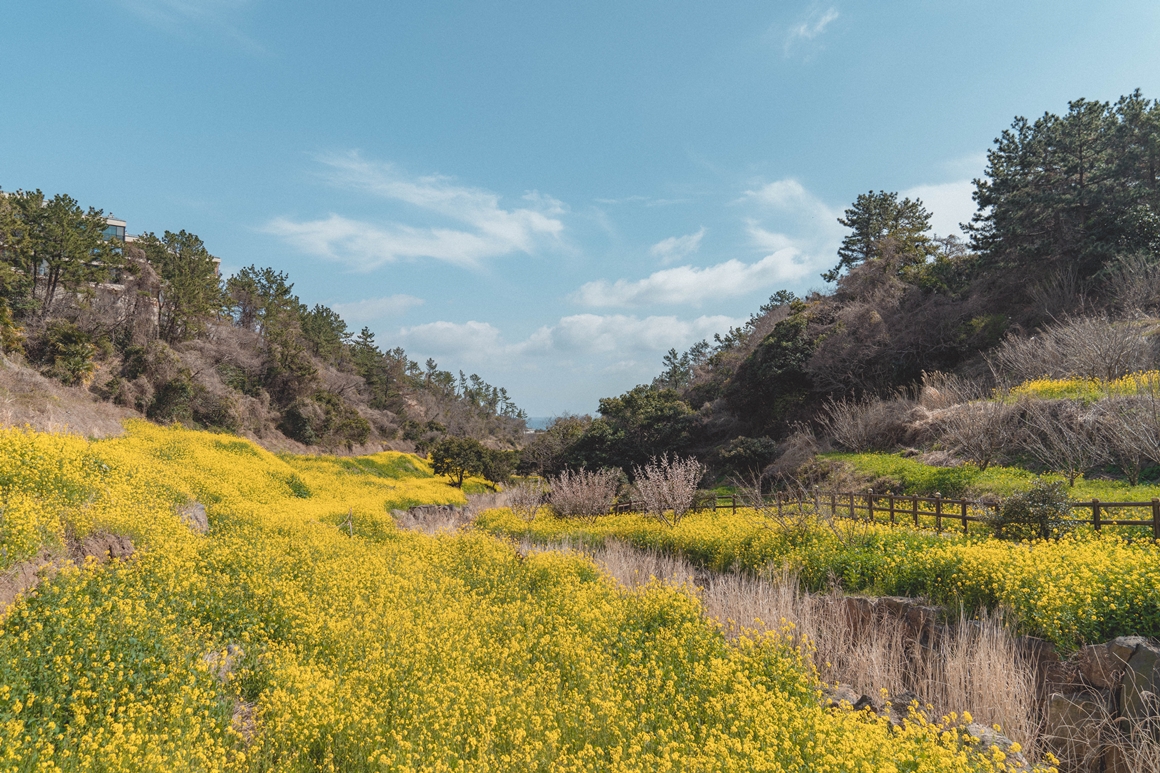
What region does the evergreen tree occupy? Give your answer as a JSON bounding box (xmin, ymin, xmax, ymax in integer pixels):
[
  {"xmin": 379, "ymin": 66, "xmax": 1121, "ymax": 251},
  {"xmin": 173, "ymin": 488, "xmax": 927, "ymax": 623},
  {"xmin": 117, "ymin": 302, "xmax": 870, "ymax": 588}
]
[
  {"xmin": 822, "ymin": 191, "xmax": 934, "ymax": 282},
  {"xmin": 139, "ymin": 230, "xmax": 223, "ymax": 343},
  {"xmin": 969, "ymin": 90, "xmax": 1160, "ymax": 283}
]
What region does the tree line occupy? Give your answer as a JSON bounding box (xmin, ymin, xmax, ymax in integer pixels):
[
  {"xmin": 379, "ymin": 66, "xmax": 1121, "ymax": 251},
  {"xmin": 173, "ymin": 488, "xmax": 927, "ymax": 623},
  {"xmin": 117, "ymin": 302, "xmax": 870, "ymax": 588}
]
[
  {"xmin": 0, "ymin": 190, "xmax": 526, "ymax": 451},
  {"xmin": 521, "ymin": 89, "xmax": 1160, "ymax": 485}
]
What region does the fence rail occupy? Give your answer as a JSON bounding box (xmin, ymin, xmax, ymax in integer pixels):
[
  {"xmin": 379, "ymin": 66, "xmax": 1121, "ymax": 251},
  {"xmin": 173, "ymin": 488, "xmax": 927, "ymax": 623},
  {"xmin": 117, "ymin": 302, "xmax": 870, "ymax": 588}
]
[{"xmin": 610, "ymin": 491, "xmax": 1160, "ymax": 538}]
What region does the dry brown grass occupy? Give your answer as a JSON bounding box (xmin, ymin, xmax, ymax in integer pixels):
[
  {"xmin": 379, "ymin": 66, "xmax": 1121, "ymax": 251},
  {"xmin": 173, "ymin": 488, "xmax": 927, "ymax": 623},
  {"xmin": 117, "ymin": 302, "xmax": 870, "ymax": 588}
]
[
  {"xmin": 569, "ymin": 539, "xmax": 1044, "ymax": 755},
  {"xmin": 0, "ymin": 354, "xmax": 134, "ymax": 438}
]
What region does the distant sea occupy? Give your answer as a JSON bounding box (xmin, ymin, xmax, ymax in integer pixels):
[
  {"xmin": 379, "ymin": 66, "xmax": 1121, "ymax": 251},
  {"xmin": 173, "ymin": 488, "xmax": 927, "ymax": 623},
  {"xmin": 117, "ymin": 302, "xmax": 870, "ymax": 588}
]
[{"xmin": 525, "ymin": 417, "xmax": 553, "ymax": 431}]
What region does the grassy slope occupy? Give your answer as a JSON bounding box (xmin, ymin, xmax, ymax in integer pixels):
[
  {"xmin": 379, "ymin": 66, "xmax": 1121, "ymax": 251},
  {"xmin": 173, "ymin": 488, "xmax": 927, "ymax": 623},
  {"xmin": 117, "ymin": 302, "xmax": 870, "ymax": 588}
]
[
  {"xmin": 826, "ymin": 452, "xmax": 1160, "ymax": 500},
  {"xmin": 0, "ymin": 423, "xmax": 1014, "ymax": 773}
]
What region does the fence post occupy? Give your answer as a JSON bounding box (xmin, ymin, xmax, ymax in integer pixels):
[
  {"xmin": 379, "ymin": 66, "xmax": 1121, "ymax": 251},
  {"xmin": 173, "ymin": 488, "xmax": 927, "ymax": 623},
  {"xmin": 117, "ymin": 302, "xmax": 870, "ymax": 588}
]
[
  {"xmin": 888, "ymin": 492, "xmax": 896, "ymax": 525},
  {"xmin": 814, "ymin": 486, "xmax": 820, "ymax": 513},
  {"xmin": 935, "ymin": 493, "xmax": 942, "ymax": 532},
  {"xmin": 961, "ymin": 499, "xmax": 968, "ymax": 535},
  {"xmin": 777, "ymin": 491, "xmax": 782, "ymax": 518},
  {"xmin": 912, "ymin": 495, "xmax": 919, "ymax": 527},
  {"xmin": 830, "ymin": 491, "xmax": 837, "ymax": 518},
  {"xmin": 1092, "ymin": 499, "xmax": 1100, "ymax": 531},
  {"xmin": 732, "ymin": 495, "xmax": 737, "ymax": 515},
  {"xmin": 849, "ymin": 492, "xmax": 855, "ymax": 520},
  {"xmin": 867, "ymin": 491, "xmax": 874, "ymax": 524},
  {"xmin": 1153, "ymin": 499, "xmax": 1159, "ymax": 540}
]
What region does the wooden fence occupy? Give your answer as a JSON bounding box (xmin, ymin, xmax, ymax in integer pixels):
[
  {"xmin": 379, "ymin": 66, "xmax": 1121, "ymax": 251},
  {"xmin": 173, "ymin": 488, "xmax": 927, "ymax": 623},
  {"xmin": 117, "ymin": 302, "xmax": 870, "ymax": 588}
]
[{"xmin": 612, "ymin": 490, "xmax": 1160, "ymax": 538}]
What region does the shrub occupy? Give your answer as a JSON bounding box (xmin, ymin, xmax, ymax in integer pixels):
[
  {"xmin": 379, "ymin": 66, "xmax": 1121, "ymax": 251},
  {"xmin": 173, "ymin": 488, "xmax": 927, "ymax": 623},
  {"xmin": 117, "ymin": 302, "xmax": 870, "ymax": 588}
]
[
  {"xmin": 481, "ymin": 449, "xmax": 518, "ymax": 489},
  {"xmin": 820, "ymin": 395, "xmax": 911, "ymax": 452},
  {"xmin": 938, "ymin": 400, "xmax": 1017, "ymax": 471},
  {"xmin": 42, "ymin": 319, "xmax": 96, "ymax": 386},
  {"xmin": 1020, "ymin": 399, "xmax": 1106, "ymax": 485},
  {"xmin": 632, "ymin": 454, "xmax": 705, "ymax": 526},
  {"xmin": 989, "ymin": 478, "xmax": 1074, "ymax": 540},
  {"xmin": 506, "ymin": 479, "xmax": 545, "ymax": 521},
  {"xmin": 988, "ymin": 315, "xmax": 1156, "ymax": 385},
  {"xmin": 548, "ymin": 467, "xmax": 619, "ymax": 521}
]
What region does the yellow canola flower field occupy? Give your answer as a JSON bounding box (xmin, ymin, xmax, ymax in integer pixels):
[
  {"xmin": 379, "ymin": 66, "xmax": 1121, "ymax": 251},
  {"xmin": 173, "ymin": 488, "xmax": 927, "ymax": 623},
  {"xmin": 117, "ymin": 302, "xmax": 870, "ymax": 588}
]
[
  {"xmin": 477, "ymin": 508, "xmax": 1160, "ymax": 648},
  {"xmin": 1, "ymin": 423, "xmax": 1036, "ymax": 772},
  {"xmin": 1007, "ymin": 369, "xmax": 1160, "ymax": 402}
]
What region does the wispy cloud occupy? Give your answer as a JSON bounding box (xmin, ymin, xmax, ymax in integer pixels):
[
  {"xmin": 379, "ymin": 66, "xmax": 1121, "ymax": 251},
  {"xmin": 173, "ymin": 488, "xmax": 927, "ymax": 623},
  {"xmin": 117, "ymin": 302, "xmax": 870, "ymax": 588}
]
[
  {"xmin": 573, "ymin": 254, "xmax": 805, "ymax": 308},
  {"xmin": 650, "ymin": 227, "xmax": 705, "ymax": 264},
  {"xmin": 783, "ymin": 6, "xmax": 839, "ymax": 57},
  {"xmin": 574, "ymin": 178, "xmax": 843, "ymax": 307},
  {"xmin": 903, "ymin": 180, "xmax": 977, "ymax": 239},
  {"xmin": 396, "ymin": 314, "xmax": 740, "ymax": 366},
  {"xmin": 265, "ymin": 153, "xmax": 566, "ymax": 271},
  {"xmin": 116, "ymin": 0, "xmax": 264, "ymax": 52},
  {"xmin": 331, "ymin": 294, "xmax": 424, "ymax": 324}
]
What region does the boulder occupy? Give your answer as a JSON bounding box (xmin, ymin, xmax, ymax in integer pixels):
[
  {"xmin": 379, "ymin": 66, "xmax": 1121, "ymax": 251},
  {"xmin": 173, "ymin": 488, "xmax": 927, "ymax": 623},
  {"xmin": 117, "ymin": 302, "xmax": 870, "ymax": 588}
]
[
  {"xmin": 1045, "ymin": 690, "xmax": 1111, "ymax": 768},
  {"xmin": 177, "ymin": 502, "xmax": 209, "ymax": 534},
  {"xmin": 1108, "ymin": 635, "xmax": 1149, "ymax": 665},
  {"xmin": 1119, "ymin": 638, "xmax": 1160, "ymax": 722},
  {"xmin": 1076, "ymin": 644, "xmax": 1120, "ymax": 690},
  {"xmin": 965, "ymin": 723, "xmax": 1029, "ymax": 769},
  {"xmin": 820, "ymin": 683, "xmax": 860, "ymax": 708}
]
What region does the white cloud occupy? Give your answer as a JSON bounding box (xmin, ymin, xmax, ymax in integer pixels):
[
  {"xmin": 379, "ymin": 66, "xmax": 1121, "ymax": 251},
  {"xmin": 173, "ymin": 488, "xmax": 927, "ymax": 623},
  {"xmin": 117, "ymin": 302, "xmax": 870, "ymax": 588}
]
[
  {"xmin": 903, "ymin": 180, "xmax": 977, "ymax": 239},
  {"xmin": 650, "ymin": 227, "xmax": 705, "ymax": 264},
  {"xmin": 396, "ymin": 320, "xmax": 506, "ymax": 362},
  {"xmin": 575, "ymin": 177, "xmax": 843, "ymax": 308},
  {"xmin": 572, "ymin": 253, "xmax": 808, "ymax": 308},
  {"xmin": 395, "ymin": 314, "xmax": 740, "ymax": 364},
  {"xmin": 521, "ymin": 314, "xmax": 739, "ymax": 355},
  {"xmin": 784, "ymin": 6, "xmax": 839, "ymax": 56},
  {"xmin": 265, "ymin": 153, "xmax": 565, "ymax": 270},
  {"xmin": 331, "ymin": 294, "xmax": 424, "ymax": 323}
]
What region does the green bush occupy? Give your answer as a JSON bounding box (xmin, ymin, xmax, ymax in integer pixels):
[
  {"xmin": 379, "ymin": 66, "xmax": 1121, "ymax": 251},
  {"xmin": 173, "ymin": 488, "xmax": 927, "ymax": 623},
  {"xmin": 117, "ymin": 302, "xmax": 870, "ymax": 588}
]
[
  {"xmin": 990, "ymin": 478, "xmax": 1074, "ymax": 540},
  {"xmin": 42, "ymin": 320, "xmax": 95, "ymax": 386}
]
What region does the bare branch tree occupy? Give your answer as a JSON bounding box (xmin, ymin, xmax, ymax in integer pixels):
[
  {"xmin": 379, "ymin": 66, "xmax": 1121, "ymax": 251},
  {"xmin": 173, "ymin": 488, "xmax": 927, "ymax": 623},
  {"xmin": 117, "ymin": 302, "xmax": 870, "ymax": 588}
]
[
  {"xmin": 939, "ymin": 401, "xmax": 1017, "ymax": 471},
  {"xmin": 507, "ymin": 479, "xmax": 546, "ymax": 521},
  {"xmin": 988, "ymin": 316, "xmax": 1156, "ymax": 386},
  {"xmin": 548, "ymin": 468, "xmax": 619, "ymax": 522},
  {"xmin": 820, "ymin": 395, "xmax": 911, "ymax": 452},
  {"xmin": 1020, "ymin": 400, "xmax": 1106, "ymax": 485},
  {"xmin": 731, "ymin": 471, "xmax": 825, "ymax": 548},
  {"xmin": 632, "ymin": 454, "xmax": 705, "ymax": 527}
]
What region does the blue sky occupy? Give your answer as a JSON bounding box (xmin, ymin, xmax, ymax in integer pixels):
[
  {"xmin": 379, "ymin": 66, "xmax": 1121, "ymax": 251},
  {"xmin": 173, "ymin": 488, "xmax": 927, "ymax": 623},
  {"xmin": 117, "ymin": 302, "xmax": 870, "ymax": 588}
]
[{"xmin": 3, "ymin": 1, "xmax": 1159, "ymax": 416}]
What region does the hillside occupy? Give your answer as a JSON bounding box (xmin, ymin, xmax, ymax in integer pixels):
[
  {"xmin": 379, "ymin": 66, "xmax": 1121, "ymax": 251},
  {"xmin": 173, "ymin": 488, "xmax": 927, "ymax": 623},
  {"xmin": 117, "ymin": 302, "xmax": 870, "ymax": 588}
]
[
  {"xmin": 0, "ymin": 201, "xmax": 526, "ymax": 457},
  {"xmin": 523, "ymin": 90, "xmax": 1160, "ymax": 493}
]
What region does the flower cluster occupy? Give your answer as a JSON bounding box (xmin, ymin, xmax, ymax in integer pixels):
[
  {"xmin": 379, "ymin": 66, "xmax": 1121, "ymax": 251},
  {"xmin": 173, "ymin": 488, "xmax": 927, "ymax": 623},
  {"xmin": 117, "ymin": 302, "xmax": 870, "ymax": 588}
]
[
  {"xmin": 479, "ymin": 506, "xmax": 1160, "ymax": 648},
  {"xmin": 1, "ymin": 423, "xmax": 1041, "ymax": 771}
]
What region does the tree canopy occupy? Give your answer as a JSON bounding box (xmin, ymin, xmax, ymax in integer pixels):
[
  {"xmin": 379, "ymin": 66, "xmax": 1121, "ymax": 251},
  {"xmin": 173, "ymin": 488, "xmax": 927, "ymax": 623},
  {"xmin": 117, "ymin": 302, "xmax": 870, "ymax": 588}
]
[
  {"xmin": 969, "ymin": 90, "xmax": 1160, "ymax": 283},
  {"xmin": 822, "ymin": 191, "xmax": 934, "ymax": 282}
]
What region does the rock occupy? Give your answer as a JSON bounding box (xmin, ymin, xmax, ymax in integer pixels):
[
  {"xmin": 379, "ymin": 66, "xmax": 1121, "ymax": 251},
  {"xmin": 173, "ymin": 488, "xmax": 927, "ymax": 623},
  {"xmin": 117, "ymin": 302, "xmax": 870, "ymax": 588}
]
[
  {"xmin": 1045, "ymin": 690, "xmax": 1110, "ymax": 766},
  {"xmin": 1077, "ymin": 644, "xmax": 1120, "ymax": 690},
  {"xmin": 966, "ymin": 723, "xmax": 1029, "ymax": 769},
  {"xmin": 1, "ymin": 533, "xmax": 135, "ymax": 616},
  {"xmin": 1119, "ymin": 638, "xmax": 1160, "ymax": 721},
  {"xmin": 821, "ymin": 683, "xmax": 860, "ymax": 708},
  {"xmin": 177, "ymin": 502, "xmax": 209, "ymax": 534},
  {"xmin": 839, "ymin": 597, "xmax": 876, "ymax": 638},
  {"xmin": 70, "ymin": 532, "xmax": 134, "ymax": 563},
  {"xmin": 1108, "ymin": 635, "xmax": 1149, "ymax": 665}
]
